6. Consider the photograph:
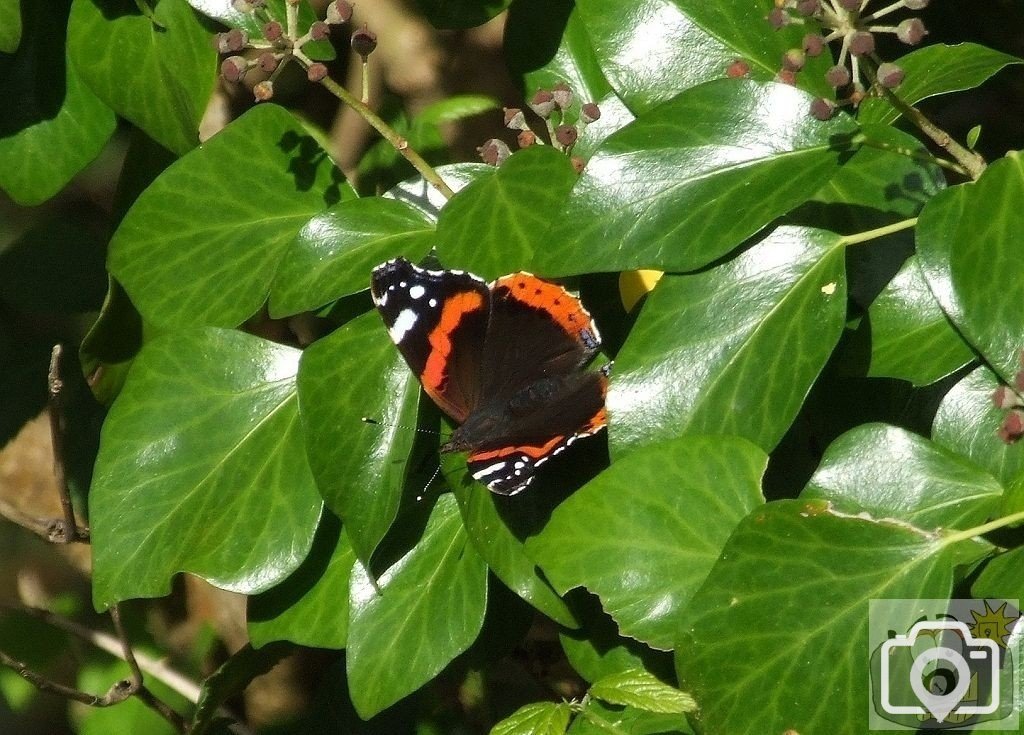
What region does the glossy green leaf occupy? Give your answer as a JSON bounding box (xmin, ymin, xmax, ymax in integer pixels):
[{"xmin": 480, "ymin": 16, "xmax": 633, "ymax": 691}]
[
  {"xmin": 68, "ymin": 0, "xmax": 216, "ymax": 155},
  {"xmin": 917, "ymin": 152, "xmax": 1024, "ymax": 382},
  {"xmin": 802, "ymin": 423, "xmax": 1002, "ymax": 530},
  {"xmin": 541, "ymin": 80, "xmax": 858, "ymax": 275},
  {"xmin": 186, "ymin": 0, "xmax": 333, "ymax": 59},
  {"xmin": 967, "ymin": 124, "xmax": 983, "ymax": 150},
  {"xmin": 109, "ymin": 104, "xmax": 352, "ymax": 330},
  {"xmin": 576, "ymin": 0, "xmax": 830, "ymax": 113},
  {"xmin": 492, "ymin": 702, "xmax": 572, "ymax": 735},
  {"xmin": 91, "ymin": 328, "xmax": 324, "ymax": 608},
  {"xmin": 385, "ymin": 162, "xmax": 493, "ymax": 222},
  {"xmin": 412, "ymin": 0, "xmax": 511, "ymax": 29},
  {"xmin": 506, "ymin": 1, "xmax": 635, "ymax": 158},
  {"xmin": 0, "ymin": 0, "xmax": 21, "ymax": 52},
  {"xmin": 416, "ymin": 95, "xmax": 499, "ymax": 126},
  {"xmin": 590, "ymin": 669, "xmax": 696, "ymax": 715},
  {"xmin": 864, "ymin": 256, "xmax": 974, "ymax": 386},
  {"xmin": 568, "ymin": 700, "xmax": 694, "ymax": 735},
  {"xmin": 813, "ymin": 124, "xmax": 944, "ymax": 219},
  {"xmin": 972, "ymin": 547, "xmax": 1024, "ymax": 601},
  {"xmin": 436, "ymin": 146, "xmax": 578, "ymax": 279},
  {"xmin": 452, "ymin": 475, "xmax": 576, "ymax": 627},
  {"xmin": 346, "ymin": 494, "xmax": 488, "ymax": 718},
  {"xmin": 675, "ymin": 500, "xmax": 984, "ymax": 735},
  {"xmin": 528, "ymin": 436, "xmax": 766, "ymax": 649},
  {"xmin": 932, "ymin": 366, "xmax": 1024, "ymax": 488},
  {"xmin": 506, "ymin": 0, "xmax": 610, "ymax": 106},
  {"xmin": 859, "ymin": 43, "xmax": 1023, "ymax": 126},
  {"xmin": 0, "ymin": 0, "xmax": 115, "ymax": 205},
  {"xmin": 247, "ymin": 510, "xmax": 354, "ymax": 649},
  {"xmin": 609, "ymin": 226, "xmax": 846, "ymax": 458},
  {"xmin": 297, "ymin": 311, "xmax": 419, "ymax": 564},
  {"xmin": 189, "ymin": 642, "xmax": 290, "ymax": 735},
  {"xmin": 270, "ymin": 198, "xmax": 435, "ymax": 316}
]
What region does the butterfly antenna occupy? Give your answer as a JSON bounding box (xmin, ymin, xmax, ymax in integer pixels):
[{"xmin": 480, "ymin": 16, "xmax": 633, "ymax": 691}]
[
  {"xmin": 360, "ymin": 416, "xmax": 450, "ymax": 439},
  {"xmin": 415, "ymin": 464, "xmax": 444, "ymax": 502}
]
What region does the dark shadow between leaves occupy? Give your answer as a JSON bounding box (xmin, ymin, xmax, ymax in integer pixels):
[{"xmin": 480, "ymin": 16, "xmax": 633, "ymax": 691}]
[
  {"xmin": 0, "ymin": 0, "xmax": 71, "ymax": 137},
  {"xmin": 277, "ymin": 130, "xmax": 347, "ymax": 206}
]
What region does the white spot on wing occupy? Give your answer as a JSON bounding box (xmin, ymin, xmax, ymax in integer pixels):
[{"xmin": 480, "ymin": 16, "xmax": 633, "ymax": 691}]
[
  {"xmin": 388, "ymin": 309, "xmax": 417, "ymax": 343},
  {"xmin": 472, "ymin": 462, "xmax": 507, "ymax": 480},
  {"xmin": 429, "ymin": 298, "xmax": 438, "ymax": 308},
  {"xmin": 409, "ymin": 284, "xmax": 426, "ymax": 300}
]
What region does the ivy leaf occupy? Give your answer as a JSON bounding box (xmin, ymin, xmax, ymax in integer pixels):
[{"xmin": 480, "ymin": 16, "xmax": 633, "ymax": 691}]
[
  {"xmin": 436, "ymin": 146, "xmax": 578, "ymax": 280},
  {"xmin": 541, "ymin": 80, "xmax": 858, "ymax": 275},
  {"xmin": 917, "ymin": 152, "xmax": 1024, "ymax": 382},
  {"xmin": 576, "ymin": 0, "xmax": 831, "ymax": 113},
  {"xmin": 0, "ymin": 0, "xmax": 21, "ymax": 52},
  {"xmin": 528, "ymin": 436, "xmax": 766, "ymax": 650},
  {"xmin": 189, "ymin": 643, "xmax": 291, "ymax": 735},
  {"xmin": 270, "ymin": 198, "xmax": 435, "ymax": 317},
  {"xmin": 247, "ymin": 510, "xmax": 355, "ymax": 650},
  {"xmin": 91, "ymin": 328, "xmax": 323, "ymax": 608},
  {"xmin": 346, "ymin": 494, "xmax": 488, "ymax": 718},
  {"xmin": 451, "ymin": 474, "xmax": 576, "ymax": 627},
  {"xmin": 859, "ymin": 43, "xmax": 1023, "ymax": 126},
  {"xmin": 863, "ymin": 256, "xmax": 974, "ymax": 387},
  {"xmin": 802, "ymin": 423, "xmax": 1002, "ymax": 530},
  {"xmin": 675, "ymin": 500, "xmax": 986, "ymax": 735},
  {"xmin": 609, "ymin": 226, "xmax": 846, "ymax": 458},
  {"xmin": 491, "ymin": 702, "xmax": 572, "ymax": 735},
  {"xmin": 569, "ymin": 700, "xmax": 694, "ymax": 735},
  {"xmin": 68, "ymin": 0, "xmax": 216, "ymax": 156},
  {"xmin": 590, "ymin": 669, "xmax": 696, "ymax": 715},
  {"xmin": 972, "ymin": 547, "xmax": 1024, "ymax": 601},
  {"xmin": 297, "ymin": 311, "xmax": 420, "ymax": 564},
  {"xmin": 186, "ymin": 0, "xmax": 334, "ymax": 59},
  {"xmin": 109, "ymin": 104, "xmax": 353, "ymax": 330},
  {"xmin": 932, "ymin": 366, "xmax": 1024, "ymax": 488},
  {"xmin": 0, "ymin": 0, "xmax": 115, "ymax": 205}
]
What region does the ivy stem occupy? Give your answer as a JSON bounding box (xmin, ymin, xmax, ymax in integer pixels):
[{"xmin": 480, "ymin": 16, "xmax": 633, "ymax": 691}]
[
  {"xmin": 296, "ymin": 50, "xmax": 455, "ymax": 198},
  {"xmin": 863, "ymin": 62, "xmax": 987, "ymax": 180},
  {"xmin": 940, "ymin": 509, "xmax": 1024, "ymax": 547},
  {"xmin": 839, "ymin": 216, "xmax": 918, "ymax": 246},
  {"xmin": 361, "ymin": 59, "xmax": 370, "ymax": 105}
]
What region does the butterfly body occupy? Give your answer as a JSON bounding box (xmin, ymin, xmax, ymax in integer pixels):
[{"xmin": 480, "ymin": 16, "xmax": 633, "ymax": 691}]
[{"xmin": 370, "ymin": 258, "xmax": 608, "ymax": 495}]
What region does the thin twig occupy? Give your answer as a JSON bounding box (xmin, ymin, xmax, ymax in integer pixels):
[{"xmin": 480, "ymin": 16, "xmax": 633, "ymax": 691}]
[
  {"xmin": 298, "ymin": 51, "xmax": 456, "ymax": 199},
  {"xmin": 0, "ymin": 648, "xmax": 134, "ymax": 707},
  {"xmin": 863, "ymin": 62, "xmax": 987, "ymax": 180},
  {"xmin": 110, "ymin": 605, "xmax": 144, "ymax": 687},
  {"xmin": 47, "ymin": 345, "xmax": 89, "ymax": 544},
  {"xmin": 3, "ymin": 603, "xmax": 252, "ymax": 733},
  {"xmin": 137, "ymin": 685, "xmax": 190, "ymax": 733}
]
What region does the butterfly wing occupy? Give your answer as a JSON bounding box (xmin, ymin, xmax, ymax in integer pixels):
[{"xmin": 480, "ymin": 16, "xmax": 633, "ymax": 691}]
[
  {"xmin": 479, "ymin": 273, "xmax": 601, "ymax": 400},
  {"xmin": 370, "ymin": 258, "xmax": 489, "ymax": 423}
]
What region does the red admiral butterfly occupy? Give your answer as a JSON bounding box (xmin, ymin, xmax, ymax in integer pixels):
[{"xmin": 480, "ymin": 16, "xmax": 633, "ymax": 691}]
[{"xmin": 370, "ymin": 258, "xmax": 608, "ymax": 495}]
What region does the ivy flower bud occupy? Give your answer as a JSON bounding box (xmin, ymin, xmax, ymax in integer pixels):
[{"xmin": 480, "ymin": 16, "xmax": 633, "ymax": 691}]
[
  {"xmin": 552, "ymin": 81, "xmax": 573, "ymax": 111},
  {"xmin": 517, "ymin": 130, "xmax": 537, "ymax": 148},
  {"xmin": 571, "ymin": 156, "xmax": 585, "ymax": 174},
  {"xmin": 478, "ymin": 138, "xmax": 511, "ymax": 166},
  {"xmin": 555, "ymin": 124, "xmax": 578, "ymax": 148},
  {"xmin": 726, "ymin": 59, "xmax": 750, "ymax": 78},
  {"xmin": 529, "ymin": 89, "xmax": 556, "ymax": 119},
  {"xmin": 254, "ymin": 80, "xmax": 274, "ymax": 101},
  {"xmin": 352, "ymin": 26, "xmax": 378, "ymax": 58},
  {"xmin": 503, "ymin": 107, "xmax": 529, "ymax": 131},
  {"xmin": 767, "ymin": 8, "xmax": 788, "ymax": 29},
  {"xmin": 992, "ymin": 385, "xmax": 1020, "ymax": 410},
  {"xmin": 310, "ymin": 21, "xmax": 331, "ymax": 41},
  {"xmin": 580, "ymin": 102, "xmax": 601, "ymax": 124},
  {"xmin": 307, "ymin": 62, "xmax": 329, "ymax": 82},
  {"xmin": 897, "ymin": 18, "xmax": 928, "ymax": 45},
  {"xmin": 220, "ymin": 56, "xmax": 248, "ymax": 82},
  {"xmin": 263, "ymin": 21, "xmax": 284, "ymax": 42},
  {"xmin": 257, "ymin": 52, "xmax": 278, "ymax": 72},
  {"xmin": 326, "ymin": 0, "xmax": 353, "ymax": 24},
  {"xmin": 826, "ymin": 64, "xmax": 851, "ymax": 87},
  {"xmin": 849, "ymin": 31, "xmax": 875, "ymax": 56},
  {"xmin": 877, "ymin": 62, "xmax": 905, "ymax": 88},
  {"xmin": 810, "ymin": 97, "xmax": 836, "ymax": 121},
  {"xmin": 782, "ymin": 48, "xmax": 805, "ymax": 72},
  {"xmin": 796, "ymin": 0, "xmax": 819, "ymax": 15},
  {"xmin": 802, "ymin": 33, "xmax": 825, "ymax": 57}
]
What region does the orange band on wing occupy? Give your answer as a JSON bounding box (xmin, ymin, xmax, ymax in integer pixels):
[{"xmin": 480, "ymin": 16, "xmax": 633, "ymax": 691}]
[
  {"xmin": 494, "ymin": 274, "xmax": 593, "ymax": 339},
  {"xmin": 470, "ymin": 435, "xmax": 566, "ymax": 462},
  {"xmin": 421, "ymin": 289, "xmax": 486, "ymax": 393}
]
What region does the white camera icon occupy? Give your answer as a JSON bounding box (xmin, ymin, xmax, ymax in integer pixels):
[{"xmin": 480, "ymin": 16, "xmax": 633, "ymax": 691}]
[{"xmin": 881, "ymin": 620, "xmax": 1001, "ymax": 724}]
